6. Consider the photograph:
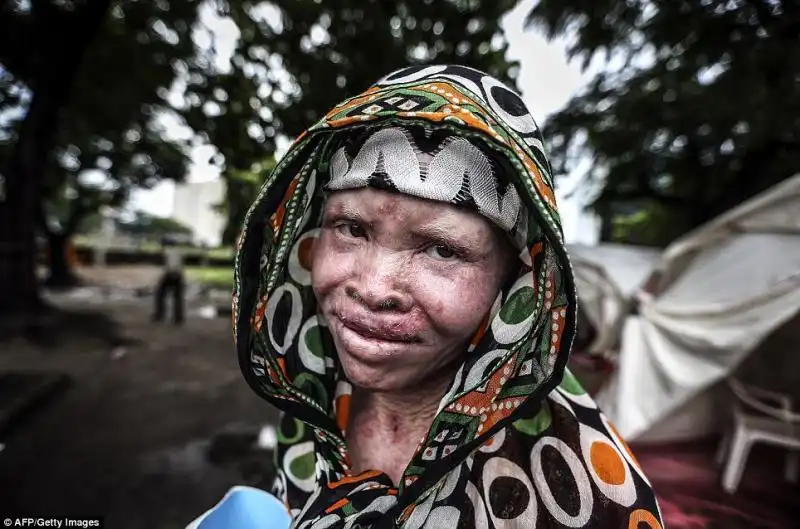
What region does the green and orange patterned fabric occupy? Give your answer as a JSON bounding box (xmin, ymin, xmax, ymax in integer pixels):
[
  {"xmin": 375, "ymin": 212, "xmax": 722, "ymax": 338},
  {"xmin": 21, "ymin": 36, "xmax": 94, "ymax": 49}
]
[{"xmin": 232, "ymin": 65, "xmax": 663, "ymax": 528}]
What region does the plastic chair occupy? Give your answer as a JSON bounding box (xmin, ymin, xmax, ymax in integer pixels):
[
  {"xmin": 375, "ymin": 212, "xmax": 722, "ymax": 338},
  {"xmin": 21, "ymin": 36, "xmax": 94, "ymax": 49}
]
[{"xmin": 716, "ymin": 378, "xmax": 800, "ymax": 494}]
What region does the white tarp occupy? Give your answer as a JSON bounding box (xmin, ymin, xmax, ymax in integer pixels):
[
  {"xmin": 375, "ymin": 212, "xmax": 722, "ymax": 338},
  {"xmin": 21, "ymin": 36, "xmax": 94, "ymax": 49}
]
[
  {"xmin": 597, "ymin": 174, "xmax": 800, "ymax": 441},
  {"xmin": 568, "ymin": 243, "xmax": 660, "ymax": 353}
]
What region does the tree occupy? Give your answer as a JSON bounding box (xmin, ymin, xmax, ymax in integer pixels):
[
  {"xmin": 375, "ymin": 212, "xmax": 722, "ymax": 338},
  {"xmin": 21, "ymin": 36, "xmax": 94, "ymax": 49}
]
[
  {"xmin": 0, "ymin": 0, "xmax": 115, "ymax": 315},
  {"xmin": 1, "ymin": 0, "xmax": 200, "ymax": 295},
  {"xmin": 2, "ymin": 1, "xmax": 199, "ymax": 288},
  {"xmin": 1, "ymin": 0, "xmax": 525, "ymax": 319},
  {"xmin": 180, "ymin": 0, "xmax": 522, "ymax": 231},
  {"xmin": 216, "ymin": 158, "xmax": 276, "ymax": 245},
  {"xmin": 526, "ymin": 0, "xmax": 800, "ymax": 245}
]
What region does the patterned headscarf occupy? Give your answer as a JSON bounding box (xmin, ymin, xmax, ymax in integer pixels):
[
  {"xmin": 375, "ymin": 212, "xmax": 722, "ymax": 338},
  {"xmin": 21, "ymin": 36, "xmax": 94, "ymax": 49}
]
[
  {"xmin": 233, "ymin": 65, "xmax": 663, "ymax": 529},
  {"xmin": 323, "ymin": 125, "xmax": 528, "ymax": 247}
]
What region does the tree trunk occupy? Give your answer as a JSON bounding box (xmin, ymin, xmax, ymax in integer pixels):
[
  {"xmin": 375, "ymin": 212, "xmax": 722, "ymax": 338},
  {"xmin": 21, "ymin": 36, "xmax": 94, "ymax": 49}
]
[
  {"xmin": 0, "ymin": 218, "xmax": 40, "ymax": 312},
  {"xmin": 0, "ymin": 0, "xmax": 112, "ymax": 320},
  {"xmin": 0, "ymin": 88, "xmax": 52, "ymax": 314},
  {"xmin": 45, "ymin": 232, "xmax": 79, "ymax": 288}
]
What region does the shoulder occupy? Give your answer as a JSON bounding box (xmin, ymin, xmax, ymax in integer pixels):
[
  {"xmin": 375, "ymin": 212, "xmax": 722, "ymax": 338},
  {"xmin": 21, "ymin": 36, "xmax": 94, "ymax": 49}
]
[{"xmin": 467, "ymin": 380, "xmax": 663, "ymax": 528}]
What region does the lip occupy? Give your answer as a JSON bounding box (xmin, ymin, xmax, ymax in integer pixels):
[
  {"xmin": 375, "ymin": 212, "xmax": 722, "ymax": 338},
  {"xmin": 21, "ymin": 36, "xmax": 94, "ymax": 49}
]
[{"xmin": 334, "ymin": 312, "xmax": 421, "ymax": 344}]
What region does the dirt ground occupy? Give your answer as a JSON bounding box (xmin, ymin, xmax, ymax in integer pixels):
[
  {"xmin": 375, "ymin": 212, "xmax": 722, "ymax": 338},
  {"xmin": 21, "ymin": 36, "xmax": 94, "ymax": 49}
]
[
  {"xmin": 6, "ymin": 266, "xmax": 795, "ymax": 528},
  {"xmin": 0, "ymin": 292, "xmax": 277, "ymax": 529}
]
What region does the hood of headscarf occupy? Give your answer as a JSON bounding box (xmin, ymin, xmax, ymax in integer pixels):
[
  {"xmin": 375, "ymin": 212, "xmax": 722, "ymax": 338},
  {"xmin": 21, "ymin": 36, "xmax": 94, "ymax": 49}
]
[{"xmin": 232, "ymin": 65, "xmax": 577, "ymax": 522}]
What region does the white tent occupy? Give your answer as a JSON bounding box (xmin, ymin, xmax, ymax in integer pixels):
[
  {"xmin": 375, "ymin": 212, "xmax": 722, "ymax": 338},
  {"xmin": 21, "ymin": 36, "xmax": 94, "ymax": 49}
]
[
  {"xmin": 568, "ymin": 244, "xmax": 661, "ymax": 354},
  {"xmin": 596, "ymin": 174, "xmax": 800, "ymax": 442}
]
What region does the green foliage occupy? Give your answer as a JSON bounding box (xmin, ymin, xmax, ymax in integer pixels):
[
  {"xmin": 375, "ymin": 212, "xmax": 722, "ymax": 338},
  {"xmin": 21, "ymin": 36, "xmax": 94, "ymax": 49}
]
[
  {"xmin": 527, "ymin": 0, "xmax": 800, "ymax": 245},
  {"xmin": 178, "ymin": 0, "xmax": 523, "ymax": 243},
  {"xmin": 1, "ymin": 0, "xmax": 198, "ymax": 239},
  {"xmin": 611, "ymin": 205, "xmax": 676, "ymax": 247},
  {"xmin": 5, "ymin": 0, "xmax": 522, "ymax": 211},
  {"xmin": 44, "ymin": 183, "xmax": 106, "ymax": 235},
  {"xmin": 0, "ymin": 0, "xmax": 523, "ymax": 304},
  {"xmin": 185, "ymin": 265, "xmax": 233, "ymax": 289},
  {"xmin": 181, "ymin": 0, "xmax": 521, "ymax": 171},
  {"xmin": 217, "ymin": 158, "xmax": 276, "ymax": 245}
]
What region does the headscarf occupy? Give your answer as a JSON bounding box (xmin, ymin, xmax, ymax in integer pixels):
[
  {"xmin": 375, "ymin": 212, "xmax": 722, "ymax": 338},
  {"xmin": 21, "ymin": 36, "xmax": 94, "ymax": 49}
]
[{"xmin": 233, "ymin": 65, "xmax": 663, "ymax": 529}]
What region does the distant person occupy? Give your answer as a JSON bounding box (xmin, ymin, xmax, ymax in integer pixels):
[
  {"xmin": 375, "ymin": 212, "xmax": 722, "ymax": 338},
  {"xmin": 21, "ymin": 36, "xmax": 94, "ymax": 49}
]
[
  {"xmin": 153, "ymin": 236, "xmax": 185, "ymax": 324},
  {"xmin": 226, "ymin": 66, "xmax": 663, "ymax": 528}
]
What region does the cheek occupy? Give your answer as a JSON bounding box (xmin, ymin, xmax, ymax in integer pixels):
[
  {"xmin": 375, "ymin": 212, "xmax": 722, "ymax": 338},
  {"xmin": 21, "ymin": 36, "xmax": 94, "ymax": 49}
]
[
  {"xmin": 416, "ymin": 265, "xmax": 504, "ymax": 338},
  {"xmin": 311, "ymin": 235, "xmax": 354, "ymax": 296}
]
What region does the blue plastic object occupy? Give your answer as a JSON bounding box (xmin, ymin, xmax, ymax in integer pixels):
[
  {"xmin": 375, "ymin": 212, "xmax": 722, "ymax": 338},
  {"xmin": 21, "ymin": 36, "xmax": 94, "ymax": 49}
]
[{"xmin": 186, "ymin": 486, "xmax": 292, "ymax": 529}]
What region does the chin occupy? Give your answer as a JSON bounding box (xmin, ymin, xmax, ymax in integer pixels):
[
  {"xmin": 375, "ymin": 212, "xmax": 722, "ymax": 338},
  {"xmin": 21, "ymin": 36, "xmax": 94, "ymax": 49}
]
[{"xmin": 338, "ymin": 356, "xmax": 410, "ymax": 392}]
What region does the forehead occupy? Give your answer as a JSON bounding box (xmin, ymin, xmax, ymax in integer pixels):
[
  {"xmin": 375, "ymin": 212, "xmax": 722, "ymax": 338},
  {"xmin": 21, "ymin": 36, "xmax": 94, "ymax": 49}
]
[{"xmin": 323, "ymin": 188, "xmax": 493, "ymax": 234}]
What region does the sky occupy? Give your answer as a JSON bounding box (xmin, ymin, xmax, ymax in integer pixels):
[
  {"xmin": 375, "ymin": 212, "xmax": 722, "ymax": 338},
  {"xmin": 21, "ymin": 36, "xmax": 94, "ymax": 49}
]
[{"xmin": 130, "ymin": 0, "xmax": 601, "ymax": 244}]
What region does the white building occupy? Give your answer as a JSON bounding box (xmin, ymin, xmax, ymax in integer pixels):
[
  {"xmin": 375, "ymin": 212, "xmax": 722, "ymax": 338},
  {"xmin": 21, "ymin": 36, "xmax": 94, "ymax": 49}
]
[{"xmin": 172, "ymin": 179, "xmax": 227, "ymax": 247}]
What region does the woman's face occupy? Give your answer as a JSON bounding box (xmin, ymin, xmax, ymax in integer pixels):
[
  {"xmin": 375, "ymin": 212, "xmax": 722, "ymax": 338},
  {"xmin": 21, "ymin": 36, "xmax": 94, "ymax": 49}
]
[{"xmin": 312, "ymin": 187, "xmax": 516, "ymax": 392}]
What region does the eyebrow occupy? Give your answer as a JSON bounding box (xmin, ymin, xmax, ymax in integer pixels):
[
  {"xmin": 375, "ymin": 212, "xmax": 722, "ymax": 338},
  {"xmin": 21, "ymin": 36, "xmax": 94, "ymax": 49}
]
[
  {"xmin": 324, "ymin": 204, "xmax": 371, "ymax": 225},
  {"xmin": 408, "ymin": 224, "xmax": 484, "ymax": 255},
  {"xmin": 325, "ymin": 202, "xmax": 487, "ymax": 254}
]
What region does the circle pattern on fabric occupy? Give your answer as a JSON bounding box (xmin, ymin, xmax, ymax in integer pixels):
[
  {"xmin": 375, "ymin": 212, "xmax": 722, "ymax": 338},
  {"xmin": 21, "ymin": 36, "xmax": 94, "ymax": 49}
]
[
  {"xmin": 283, "ymin": 441, "xmax": 316, "ymax": 493},
  {"xmin": 531, "ymin": 437, "xmax": 593, "ymax": 527},
  {"xmin": 513, "ymin": 402, "xmax": 552, "ymax": 437},
  {"xmin": 376, "ymin": 65, "xmax": 545, "ymax": 149},
  {"xmin": 422, "ymin": 506, "xmax": 460, "ymax": 529},
  {"xmin": 464, "ymin": 348, "xmax": 508, "ymax": 393},
  {"xmin": 267, "ymin": 283, "xmax": 303, "ymax": 355},
  {"xmin": 628, "ymin": 508, "xmax": 663, "ymax": 529},
  {"xmin": 278, "ymin": 416, "xmax": 305, "ymax": 444},
  {"xmin": 579, "ymin": 424, "xmax": 636, "ymax": 507},
  {"xmin": 601, "ymin": 414, "xmax": 651, "ymax": 488},
  {"xmin": 378, "ymin": 65, "xmax": 448, "ymax": 86},
  {"xmin": 557, "ymin": 371, "xmax": 597, "ymax": 409},
  {"xmin": 492, "ymin": 274, "xmax": 537, "ymax": 344},
  {"xmin": 481, "ymin": 76, "xmax": 538, "ymax": 134},
  {"xmin": 478, "ymin": 427, "xmax": 506, "ymax": 454},
  {"xmin": 288, "ymin": 229, "xmax": 319, "ymax": 286},
  {"xmin": 548, "ymin": 388, "xmax": 576, "ymax": 417},
  {"xmin": 465, "ymin": 480, "xmax": 490, "ymax": 529},
  {"xmin": 489, "ymin": 477, "xmax": 530, "ymax": 518},
  {"xmin": 482, "ymin": 457, "xmax": 537, "ymax": 529},
  {"xmin": 403, "ymin": 489, "xmax": 437, "ymax": 529},
  {"xmin": 298, "ymin": 315, "xmax": 326, "ymax": 374},
  {"xmin": 437, "ymin": 73, "xmax": 484, "ymax": 102}
]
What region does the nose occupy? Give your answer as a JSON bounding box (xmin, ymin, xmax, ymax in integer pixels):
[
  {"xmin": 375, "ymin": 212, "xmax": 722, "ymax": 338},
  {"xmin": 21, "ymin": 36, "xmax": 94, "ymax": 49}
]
[{"xmin": 345, "ymin": 252, "xmax": 412, "ymax": 312}]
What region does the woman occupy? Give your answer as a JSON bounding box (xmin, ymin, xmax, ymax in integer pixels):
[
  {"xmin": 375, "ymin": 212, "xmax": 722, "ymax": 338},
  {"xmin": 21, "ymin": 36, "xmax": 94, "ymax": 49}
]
[{"xmin": 233, "ymin": 65, "xmax": 663, "ymax": 528}]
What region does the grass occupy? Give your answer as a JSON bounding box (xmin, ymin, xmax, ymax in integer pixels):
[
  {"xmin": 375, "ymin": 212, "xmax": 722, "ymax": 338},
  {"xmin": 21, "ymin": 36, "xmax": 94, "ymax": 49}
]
[
  {"xmin": 185, "ymin": 266, "xmax": 234, "ymax": 289},
  {"xmin": 73, "ymin": 237, "xmax": 234, "ymax": 260}
]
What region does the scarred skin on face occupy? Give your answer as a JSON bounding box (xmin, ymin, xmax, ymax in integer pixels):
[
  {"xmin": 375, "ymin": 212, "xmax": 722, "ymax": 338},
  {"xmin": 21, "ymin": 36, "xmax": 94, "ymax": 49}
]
[
  {"xmin": 313, "ymin": 187, "xmax": 515, "ymax": 391},
  {"xmin": 311, "ymin": 187, "xmax": 516, "ymax": 483}
]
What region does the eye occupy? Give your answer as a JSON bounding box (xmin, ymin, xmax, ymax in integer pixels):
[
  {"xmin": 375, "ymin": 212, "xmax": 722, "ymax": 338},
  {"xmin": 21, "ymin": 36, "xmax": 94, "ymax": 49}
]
[
  {"xmin": 425, "ymin": 244, "xmax": 459, "ymax": 261},
  {"xmin": 336, "ymin": 222, "xmax": 367, "ymax": 239}
]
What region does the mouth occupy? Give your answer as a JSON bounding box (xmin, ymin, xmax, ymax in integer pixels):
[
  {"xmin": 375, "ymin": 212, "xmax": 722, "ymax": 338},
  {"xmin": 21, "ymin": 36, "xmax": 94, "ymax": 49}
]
[{"xmin": 334, "ymin": 313, "xmax": 421, "ymax": 344}]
